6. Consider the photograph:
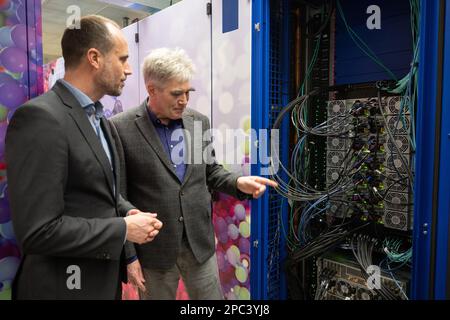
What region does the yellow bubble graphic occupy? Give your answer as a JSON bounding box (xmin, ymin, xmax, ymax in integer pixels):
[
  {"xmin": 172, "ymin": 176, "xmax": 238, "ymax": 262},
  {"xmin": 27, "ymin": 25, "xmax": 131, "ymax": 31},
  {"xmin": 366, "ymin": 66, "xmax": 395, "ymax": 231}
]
[
  {"xmin": 238, "ymin": 287, "xmax": 250, "ymax": 300},
  {"xmin": 242, "ymin": 117, "xmax": 251, "ymax": 134},
  {"xmin": 232, "ymin": 285, "xmax": 241, "ymax": 295},
  {"xmin": 235, "ymin": 265, "xmax": 248, "ymax": 283},
  {"xmin": 239, "ymin": 221, "xmax": 250, "ymax": 238},
  {"xmin": 226, "ymin": 245, "xmax": 241, "ymax": 266}
]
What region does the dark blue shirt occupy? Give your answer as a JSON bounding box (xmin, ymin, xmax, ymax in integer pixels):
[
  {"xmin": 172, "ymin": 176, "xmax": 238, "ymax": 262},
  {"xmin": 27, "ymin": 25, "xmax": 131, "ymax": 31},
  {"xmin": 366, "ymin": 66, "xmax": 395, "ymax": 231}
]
[{"xmin": 147, "ymin": 106, "xmax": 186, "ymax": 182}]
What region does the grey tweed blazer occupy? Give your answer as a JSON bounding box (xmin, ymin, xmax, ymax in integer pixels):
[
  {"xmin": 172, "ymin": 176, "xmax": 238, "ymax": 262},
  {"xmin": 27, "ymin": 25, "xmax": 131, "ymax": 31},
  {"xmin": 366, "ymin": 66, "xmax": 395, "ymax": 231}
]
[{"xmin": 109, "ymin": 101, "xmax": 246, "ymax": 269}]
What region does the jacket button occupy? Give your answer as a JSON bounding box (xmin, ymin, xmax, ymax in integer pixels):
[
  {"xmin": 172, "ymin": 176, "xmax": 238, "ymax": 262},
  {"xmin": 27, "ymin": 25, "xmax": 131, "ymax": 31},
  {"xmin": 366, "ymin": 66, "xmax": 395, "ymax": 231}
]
[
  {"xmin": 178, "ymin": 216, "xmax": 184, "ymax": 222},
  {"xmin": 103, "ymin": 253, "xmax": 110, "ymax": 259},
  {"xmin": 180, "ymin": 191, "xmax": 185, "ymax": 196}
]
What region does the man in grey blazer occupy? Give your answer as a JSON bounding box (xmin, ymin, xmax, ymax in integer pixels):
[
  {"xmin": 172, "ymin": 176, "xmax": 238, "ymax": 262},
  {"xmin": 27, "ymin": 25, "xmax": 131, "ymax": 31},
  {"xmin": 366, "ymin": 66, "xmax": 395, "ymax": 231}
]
[
  {"xmin": 5, "ymin": 15, "xmax": 162, "ymax": 300},
  {"xmin": 109, "ymin": 48, "xmax": 277, "ymax": 299}
]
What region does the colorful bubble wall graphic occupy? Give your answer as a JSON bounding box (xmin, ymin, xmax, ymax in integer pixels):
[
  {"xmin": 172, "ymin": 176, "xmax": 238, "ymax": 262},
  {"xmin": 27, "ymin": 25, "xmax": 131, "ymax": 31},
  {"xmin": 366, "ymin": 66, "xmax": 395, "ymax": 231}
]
[
  {"xmin": 213, "ymin": 190, "xmax": 251, "ymax": 300},
  {"xmin": 0, "ymin": 0, "xmax": 43, "ymax": 300}
]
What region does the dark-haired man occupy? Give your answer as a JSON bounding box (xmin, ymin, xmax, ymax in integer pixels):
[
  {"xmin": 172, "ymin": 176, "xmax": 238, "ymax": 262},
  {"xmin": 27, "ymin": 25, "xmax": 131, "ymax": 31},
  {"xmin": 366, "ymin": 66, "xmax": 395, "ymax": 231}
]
[{"xmin": 5, "ymin": 15, "xmax": 162, "ymax": 300}]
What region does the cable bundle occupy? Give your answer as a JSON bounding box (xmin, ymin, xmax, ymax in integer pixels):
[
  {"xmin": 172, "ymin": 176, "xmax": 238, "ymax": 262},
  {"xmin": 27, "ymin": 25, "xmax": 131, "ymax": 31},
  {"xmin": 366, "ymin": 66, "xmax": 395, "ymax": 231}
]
[
  {"xmin": 351, "ymin": 234, "xmax": 407, "ymax": 300},
  {"xmin": 314, "ymin": 268, "xmax": 337, "ymax": 300}
]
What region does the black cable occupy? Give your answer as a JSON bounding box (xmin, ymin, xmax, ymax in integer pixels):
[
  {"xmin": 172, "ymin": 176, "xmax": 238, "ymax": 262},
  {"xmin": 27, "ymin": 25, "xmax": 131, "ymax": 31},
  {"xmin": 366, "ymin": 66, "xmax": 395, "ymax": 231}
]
[
  {"xmin": 273, "ymin": 93, "xmax": 316, "ymax": 130},
  {"xmin": 306, "ymin": 0, "xmax": 335, "ymax": 39}
]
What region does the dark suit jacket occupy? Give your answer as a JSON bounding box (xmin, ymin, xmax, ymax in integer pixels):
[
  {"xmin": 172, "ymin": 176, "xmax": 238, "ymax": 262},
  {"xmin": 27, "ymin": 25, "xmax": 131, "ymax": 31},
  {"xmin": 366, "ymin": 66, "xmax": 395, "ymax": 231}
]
[
  {"xmin": 5, "ymin": 80, "xmax": 135, "ymax": 299},
  {"xmin": 109, "ymin": 101, "xmax": 246, "ymax": 270}
]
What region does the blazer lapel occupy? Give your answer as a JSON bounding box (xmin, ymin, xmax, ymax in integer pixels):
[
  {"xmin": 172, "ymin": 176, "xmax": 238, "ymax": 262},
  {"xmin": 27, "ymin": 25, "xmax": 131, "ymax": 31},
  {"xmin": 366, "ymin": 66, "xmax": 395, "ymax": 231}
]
[
  {"xmin": 181, "ymin": 112, "xmax": 195, "ymax": 186},
  {"xmin": 134, "ymin": 102, "xmax": 179, "ymax": 180},
  {"xmin": 101, "ymin": 117, "xmax": 121, "ymax": 205},
  {"xmin": 53, "ymin": 81, "xmax": 115, "ymax": 196}
]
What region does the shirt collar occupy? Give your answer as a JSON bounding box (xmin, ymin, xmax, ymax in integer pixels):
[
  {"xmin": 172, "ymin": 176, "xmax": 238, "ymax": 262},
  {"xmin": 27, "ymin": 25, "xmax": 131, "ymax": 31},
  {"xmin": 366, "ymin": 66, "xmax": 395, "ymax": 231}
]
[
  {"xmin": 146, "ymin": 100, "xmax": 183, "ymax": 128},
  {"xmin": 60, "ymin": 79, "xmax": 95, "ymax": 109}
]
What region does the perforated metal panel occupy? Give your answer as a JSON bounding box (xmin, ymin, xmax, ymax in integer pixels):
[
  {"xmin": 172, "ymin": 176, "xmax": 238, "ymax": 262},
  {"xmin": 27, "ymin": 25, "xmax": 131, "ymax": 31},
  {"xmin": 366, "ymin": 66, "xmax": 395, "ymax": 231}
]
[{"xmin": 251, "ymin": 0, "xmax": 290, "ymax": 300}]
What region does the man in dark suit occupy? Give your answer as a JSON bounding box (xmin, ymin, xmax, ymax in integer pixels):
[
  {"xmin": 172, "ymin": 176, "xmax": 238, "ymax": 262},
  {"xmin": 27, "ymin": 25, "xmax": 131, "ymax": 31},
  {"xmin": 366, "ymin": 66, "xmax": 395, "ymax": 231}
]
[
  {"xmin": 109, "ymin": 48, "xmax": 277, "ymax": 299},
  {"xmin": 5, "ymin": 15, "xmax": 162, "ymax": 300}
]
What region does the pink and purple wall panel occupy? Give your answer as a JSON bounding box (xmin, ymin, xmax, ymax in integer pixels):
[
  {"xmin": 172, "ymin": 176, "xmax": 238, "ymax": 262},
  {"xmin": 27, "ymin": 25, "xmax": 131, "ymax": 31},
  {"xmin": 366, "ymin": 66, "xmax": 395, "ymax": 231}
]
[
  {"xmin": 211, "ymin": 0, "xmax": 252, "ymax": 300},
  {"xmin": 1, "ymin": 0, "xmax": 253, "ymax": 300},
  {"xmin": 0, "ymin": 0, "xmax": 43, "ymax": 300}
]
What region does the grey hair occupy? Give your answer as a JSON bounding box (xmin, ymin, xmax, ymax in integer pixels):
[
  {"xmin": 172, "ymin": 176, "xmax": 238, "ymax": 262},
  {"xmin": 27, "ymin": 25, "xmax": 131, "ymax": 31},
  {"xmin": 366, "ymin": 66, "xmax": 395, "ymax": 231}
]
[{"xmin": 142, "ymin": 48, "xmax": 195, "ymax": 86}]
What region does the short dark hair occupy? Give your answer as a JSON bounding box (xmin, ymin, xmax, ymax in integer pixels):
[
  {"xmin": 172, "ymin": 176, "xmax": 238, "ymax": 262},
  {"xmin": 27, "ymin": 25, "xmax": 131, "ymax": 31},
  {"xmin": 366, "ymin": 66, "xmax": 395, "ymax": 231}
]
[{"xmin": 61, "ymin": 15, "xmax": 120, "ymax": 69}]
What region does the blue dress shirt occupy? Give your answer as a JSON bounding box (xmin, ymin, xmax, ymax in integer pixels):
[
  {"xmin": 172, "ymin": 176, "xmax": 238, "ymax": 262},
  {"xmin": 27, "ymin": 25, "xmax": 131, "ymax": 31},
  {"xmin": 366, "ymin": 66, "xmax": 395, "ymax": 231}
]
[
  {"xmin": 146, "ymin": 106, "xmax": 186, "ymax": 182},
  {"xmin": 60, "ymin": 80, "xmax": 113, "ymax": 167}
]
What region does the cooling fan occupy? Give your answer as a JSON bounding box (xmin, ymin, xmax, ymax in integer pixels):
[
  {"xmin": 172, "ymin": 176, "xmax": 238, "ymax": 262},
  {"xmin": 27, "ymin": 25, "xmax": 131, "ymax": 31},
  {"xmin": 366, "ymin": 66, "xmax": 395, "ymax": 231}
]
[
  {"xmin": 327, "ymin": 151, "xmax": 346, "ymax": 167},
  {"xmin": 385, "ymin": 171, "xmax": 409, "ymax": 192},
  {"xmin": 327, "ymin": 137, "xmax": 347, "ymax": 151},
  {"xmin": 356, "ymin": 287, "xmax": 376, "ymax": 300},
  {"xmin": 387, "ymin": 135, "xmax": 410, "ymax": 154},
  {"xmin": 383, "ymin": 210, "xmax": 408, "ymax": 231},
  {"xmin": 385, "ymin": 154, "xmax": 409, "ymax": 173},
  {"xmin": 386, "ymin": 96, "xmax": 409, "ymax": 114},
  {"xmin": 326, "ymin": 168, "xmax": 341, "ymax": 184},
  {"xmin": 387, "ymin": 116, "xmax": 411, "ymax": 135},
  {"xmin": 384, "ymin": 192, "xmax": 409, "ymax": 212},
  {"xmin": 335, "ymin": 280, "xmax": 355, "ymax": 298},
  {"xmin": 327, "ymin": 100, "xmax": 347, "ymax": 116}
]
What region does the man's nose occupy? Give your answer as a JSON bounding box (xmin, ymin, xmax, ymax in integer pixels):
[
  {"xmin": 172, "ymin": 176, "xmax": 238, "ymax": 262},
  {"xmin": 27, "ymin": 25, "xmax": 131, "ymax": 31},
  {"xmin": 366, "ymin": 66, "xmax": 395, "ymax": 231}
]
[
  {"xmin": 178, "ymin": 93, "xmax": 189, "ymax": 104},
  {"xmin": 124, "ymin": 62, "xmax": 132, "ymax": 76}
]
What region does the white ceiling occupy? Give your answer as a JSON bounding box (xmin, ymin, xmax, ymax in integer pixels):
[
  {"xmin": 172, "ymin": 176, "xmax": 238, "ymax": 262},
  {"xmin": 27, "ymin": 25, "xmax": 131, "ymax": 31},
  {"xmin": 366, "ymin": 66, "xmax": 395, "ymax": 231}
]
[{"xmin": 42, "ymin": 0, "xmax": 182, "ymax": 63}]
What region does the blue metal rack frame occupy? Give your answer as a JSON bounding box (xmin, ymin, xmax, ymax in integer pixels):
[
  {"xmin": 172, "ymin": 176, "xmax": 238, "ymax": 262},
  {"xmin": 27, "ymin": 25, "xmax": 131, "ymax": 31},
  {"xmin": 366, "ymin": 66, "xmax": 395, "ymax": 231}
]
[
  {"xmin": 251, "ymin": 0, "xmax": 289, "ymax": 300},
  {"xmin": 434, "ymin": 0, "xmax": 450, "ymax": 300},
  {"xmin": 250, "ymin": 0, "xmax": 443, "ymax": 300},
  {"xmin": 413, "ymin": 0, "xmax": 446, "ymax": 300},
  {"xmin": 250, "ymin": 0, "xmax": 270, "ymax": 300},
  {"xmin": 443, "ymin": 3, "xmax": 450, "ymax": 299}
]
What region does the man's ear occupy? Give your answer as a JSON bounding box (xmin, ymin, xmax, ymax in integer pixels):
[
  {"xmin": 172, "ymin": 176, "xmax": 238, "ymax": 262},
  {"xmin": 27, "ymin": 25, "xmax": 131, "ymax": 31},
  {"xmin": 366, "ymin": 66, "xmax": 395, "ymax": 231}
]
[
  {"xmin": 147, "ymin": 83, "xmax": 156, "ymax": 98},
  {"xmin": 86, "ymin": 48, "xmax": 101, "ymax": 70}
]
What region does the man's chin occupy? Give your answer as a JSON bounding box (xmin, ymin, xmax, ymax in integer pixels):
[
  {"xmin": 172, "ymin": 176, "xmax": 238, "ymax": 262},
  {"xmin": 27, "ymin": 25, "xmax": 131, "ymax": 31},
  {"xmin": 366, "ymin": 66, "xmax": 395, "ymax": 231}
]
[{"xmin": 107, "ymin": 89, "xmax": 122, "ymax": 97}]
